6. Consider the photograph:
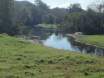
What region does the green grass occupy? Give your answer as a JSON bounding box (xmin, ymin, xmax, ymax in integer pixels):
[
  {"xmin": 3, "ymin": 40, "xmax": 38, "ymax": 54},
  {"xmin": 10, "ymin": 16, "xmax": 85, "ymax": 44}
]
[
  {"xmin": 0, "ymin": 34, "xmax": 104, "ymax": 78},
  {"xmin": 77, "ymin": 35, "xmax": 104, "ymax": 48},
  {"xmin": 38, "ymin": 24, "xmax": 59, "ymax": 29}
]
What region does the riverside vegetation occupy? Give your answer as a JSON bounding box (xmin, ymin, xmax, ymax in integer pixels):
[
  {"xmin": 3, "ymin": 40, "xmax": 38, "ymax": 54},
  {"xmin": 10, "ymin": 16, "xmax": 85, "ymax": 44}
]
[{"xmin": 0, "ymin": 34, "xmax": 104, "ymax": 78}]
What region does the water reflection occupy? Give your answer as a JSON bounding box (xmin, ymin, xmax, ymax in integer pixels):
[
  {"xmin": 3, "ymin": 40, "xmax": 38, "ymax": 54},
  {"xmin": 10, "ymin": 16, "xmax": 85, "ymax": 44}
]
[
  {"xmin": 42, "ymin": 33, "xmax": 104, "ymax": 56},
  {"xmin": 43, "ymin": 33, "xmax": 79, "ymax": 51}
]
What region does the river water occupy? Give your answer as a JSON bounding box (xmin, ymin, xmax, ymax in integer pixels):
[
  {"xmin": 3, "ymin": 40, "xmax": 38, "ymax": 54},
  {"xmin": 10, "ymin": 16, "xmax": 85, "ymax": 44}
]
[
  {"xmin": 43, "ymin": 33, "xmax": 79, "ymax": 52},
  {"xmin": 42, "ymin": 33, "xmax": 104, "ymax": 56}
]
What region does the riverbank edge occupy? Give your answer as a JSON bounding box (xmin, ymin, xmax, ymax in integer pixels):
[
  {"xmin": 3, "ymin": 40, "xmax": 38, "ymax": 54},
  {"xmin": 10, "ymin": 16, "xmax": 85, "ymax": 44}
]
[
  {"xmin": 67, "ymin": 34, "xmax": 104, "ymax": 48},
  {"xmin": 66, "ymin": 34, "xmax": 104, "ymax": 56}
]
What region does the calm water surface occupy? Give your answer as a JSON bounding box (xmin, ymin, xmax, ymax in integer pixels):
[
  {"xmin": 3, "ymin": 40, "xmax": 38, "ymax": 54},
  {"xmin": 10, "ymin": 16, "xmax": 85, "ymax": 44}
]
[{"xmin": 43, "ymin": 34, "xmax": 79, "ymax": 51}]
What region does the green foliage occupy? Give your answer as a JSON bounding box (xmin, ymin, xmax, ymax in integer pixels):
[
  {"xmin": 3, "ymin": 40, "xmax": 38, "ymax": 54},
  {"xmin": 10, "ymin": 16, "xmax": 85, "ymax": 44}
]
[
  {"xmin": 63, "ymin": 4, "xmax": 104, "ymax": 34},
  {"xmin": 63, "ymin": 10, "xmax": 104, "ymax": 34},
  {"xmin": 0, "ymin": 0, "xmax": 17, "ymax": 35},
  {"xmin": 13, "ymin": 0, "xmax": 67, "ymax": 35},
  {"xmin": 0, "ymin": 34, "xmax": 103, "ymax": 78},
  {"xmin": 14, "ymin": 1, "xmax": 35, "ymax": 35},
  {"xmin": 64, "ymin": 12, "xmax": 84, "ymax": 33},
  {"xmin": 1, "ymin": 0, "xmax": 104, "ymax": 35}
]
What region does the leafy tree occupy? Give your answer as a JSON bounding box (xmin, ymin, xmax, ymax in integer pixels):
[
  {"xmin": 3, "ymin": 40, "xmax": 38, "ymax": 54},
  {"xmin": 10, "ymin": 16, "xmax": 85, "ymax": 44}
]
[
  {"xmin": 0, "ymin": 0, "xmax": 15, "ymax": 35},
  {"xmin": 34, "ymin": 0, "xmax": 49, "ymax": 23},
  {"xmin": 68, "ymin": 4, "xmax": 83, "ymax": 13},
  {"xmin": 63, "ymin": 5, "xmax": 104, "ymax": 34}
]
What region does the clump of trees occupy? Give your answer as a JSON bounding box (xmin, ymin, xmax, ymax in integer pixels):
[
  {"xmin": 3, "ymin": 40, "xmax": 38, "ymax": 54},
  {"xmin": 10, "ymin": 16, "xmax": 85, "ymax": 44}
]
[
  {"xmin": 0, "ymin": 0, "xmax": 66, "ymax": 35},
  {"xmin": 13, "ymin": 0, "xmax": 67, "ymax": 35},
  {"xmin": 0, "ymin": 0, "xmax": 18, "ymax": 35},
  {"xmin": 0, "ymin": 0, "xmax": 104, "ymax": 35},
  {"xmin": 63, "ymin": 3, "xmax": 104, "ymax": 34}
]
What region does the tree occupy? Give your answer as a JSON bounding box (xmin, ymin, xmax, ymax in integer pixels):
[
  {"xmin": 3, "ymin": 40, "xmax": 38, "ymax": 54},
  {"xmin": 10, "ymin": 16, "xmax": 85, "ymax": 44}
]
[
  {"xmin": 0, "ymin": 0, "xmax": 15, "ymax": 35},
  {"xmin": 63, "ymin": 7, "xmax": 104, "ymax": 34},
  {"xmin": 68, "ymin": 3, "xmax": 83, "ymax": 13},
  {"xmin": 34, "ymin": 0, "xmax": 49, "ymax": 23},
  {"xmin": 50, "ymin": 8, "xmax": 68, "ymax": 24}
]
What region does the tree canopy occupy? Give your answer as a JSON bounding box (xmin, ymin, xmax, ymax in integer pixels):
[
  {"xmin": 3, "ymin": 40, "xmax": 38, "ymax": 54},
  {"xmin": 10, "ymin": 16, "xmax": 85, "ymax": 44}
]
[{"xmin": 0, "ymin": 0, "xmax": 104, "ymax": 35}]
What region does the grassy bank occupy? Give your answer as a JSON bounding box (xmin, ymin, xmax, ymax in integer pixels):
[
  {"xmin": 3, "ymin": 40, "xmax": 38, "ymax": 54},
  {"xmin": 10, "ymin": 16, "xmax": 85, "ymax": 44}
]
[
  {"xmin": 77, "ymin": 35, "xmax": 104, "ymax": 48},
  {"xmin": 37, "ymin": 24, "xmax": 59, "ymax": 29},
  {"xmin": 0, "ymin": 34, "xmax": 104, "ymax": 78}
]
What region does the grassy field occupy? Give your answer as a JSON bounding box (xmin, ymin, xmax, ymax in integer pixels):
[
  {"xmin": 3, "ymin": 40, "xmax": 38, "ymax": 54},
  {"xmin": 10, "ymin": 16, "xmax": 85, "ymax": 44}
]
[
  {"xmin": 77, "ymin": 35, "xmax": 104, "ymax": 48},
  {"xmin": 37, "ymin": 24, "xmax": 59, "ymax": 29},
  {"xmin": 0, "ymin": 34, "xmax": 104, "ymax": 78}
]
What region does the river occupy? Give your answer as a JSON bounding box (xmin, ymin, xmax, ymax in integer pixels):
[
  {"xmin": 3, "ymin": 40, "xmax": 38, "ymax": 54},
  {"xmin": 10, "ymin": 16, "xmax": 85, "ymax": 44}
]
[
  {"xmin": 43, "ymin": 33, "xmax": 79, "ymax": 52},
  {"xmin": 42, "ymin": 33, "xmax": 104, "ymax": 56}
]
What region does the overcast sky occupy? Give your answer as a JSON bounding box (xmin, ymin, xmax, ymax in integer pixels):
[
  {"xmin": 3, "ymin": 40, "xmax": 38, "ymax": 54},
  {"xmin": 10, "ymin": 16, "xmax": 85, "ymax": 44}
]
[{"xmin": 16, "ymin": 0, "xmax": 98, "ymax": 9}]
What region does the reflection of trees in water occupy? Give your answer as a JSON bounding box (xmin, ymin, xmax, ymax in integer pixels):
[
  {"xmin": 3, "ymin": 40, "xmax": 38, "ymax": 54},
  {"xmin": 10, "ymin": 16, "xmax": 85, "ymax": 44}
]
[
  {"xmin": 71, "ymin": 40, "xmax": 104, "ymax": 56},
  {"xmin": 56, "ymin": 34, "xmax": 63, "ymax": 40}
]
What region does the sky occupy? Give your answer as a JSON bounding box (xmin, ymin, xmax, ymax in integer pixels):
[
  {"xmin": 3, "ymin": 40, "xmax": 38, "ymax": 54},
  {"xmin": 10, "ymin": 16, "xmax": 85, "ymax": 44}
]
[{"xmin": 16, "ymin": 0, "xmax": 98, "ymax": 9}]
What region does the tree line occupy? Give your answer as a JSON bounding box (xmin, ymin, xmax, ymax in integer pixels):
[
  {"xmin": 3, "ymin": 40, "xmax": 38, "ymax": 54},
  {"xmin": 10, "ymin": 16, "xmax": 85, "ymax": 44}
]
[
  {"xmin": 63, "ymin": 3, "xmax": 104, "ymax": 34},
  {"xmin": 0, "ymin": 0, "xmax": 104, "ymax": 35}
]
